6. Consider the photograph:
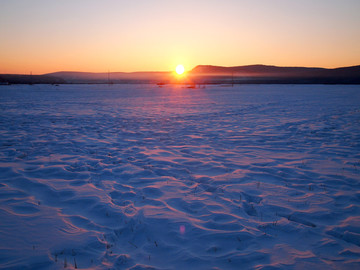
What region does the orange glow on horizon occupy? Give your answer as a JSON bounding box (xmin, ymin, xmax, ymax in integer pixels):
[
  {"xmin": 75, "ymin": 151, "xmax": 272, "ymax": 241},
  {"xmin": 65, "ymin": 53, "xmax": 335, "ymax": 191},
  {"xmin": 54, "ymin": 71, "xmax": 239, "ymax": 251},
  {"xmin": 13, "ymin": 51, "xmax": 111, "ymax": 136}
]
[{"xmin": 0, "ymin": 1, "xmax": 359, "ymax": 74}]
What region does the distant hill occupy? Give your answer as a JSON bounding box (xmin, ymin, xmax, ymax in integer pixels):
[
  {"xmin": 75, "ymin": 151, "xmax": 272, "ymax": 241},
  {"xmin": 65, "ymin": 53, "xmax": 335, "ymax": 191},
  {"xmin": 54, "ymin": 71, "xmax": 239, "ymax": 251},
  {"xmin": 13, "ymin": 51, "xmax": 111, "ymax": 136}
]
[
  {"xmin": 0, "ymin": 74, "xmax": 65, "ymax": 84},
  {"xmin": 189, "ymin": 65, "xmax": 360, "ymax": 84},
  {"xmin": 46, "ymin": 65, "xmax": 360, "ymax": 84},
  {"xmin": 45, "ymin": 71, "xmax": 172, "ymax": 84},
  {"xmin": 1, "ymin": 65, "xmax": 359, "ymax": 84},
  {"xmin": 191, "ymin": 65, "xmax": 325, "ymax": 76}
]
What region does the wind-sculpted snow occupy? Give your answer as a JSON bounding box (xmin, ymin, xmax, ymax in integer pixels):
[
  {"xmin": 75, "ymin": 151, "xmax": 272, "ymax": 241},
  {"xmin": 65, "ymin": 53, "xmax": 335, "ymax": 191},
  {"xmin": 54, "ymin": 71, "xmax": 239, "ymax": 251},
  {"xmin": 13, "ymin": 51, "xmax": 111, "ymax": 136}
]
[{"xmin": 0, "ymin": 84, "xmax": 360, "ymax": 269}]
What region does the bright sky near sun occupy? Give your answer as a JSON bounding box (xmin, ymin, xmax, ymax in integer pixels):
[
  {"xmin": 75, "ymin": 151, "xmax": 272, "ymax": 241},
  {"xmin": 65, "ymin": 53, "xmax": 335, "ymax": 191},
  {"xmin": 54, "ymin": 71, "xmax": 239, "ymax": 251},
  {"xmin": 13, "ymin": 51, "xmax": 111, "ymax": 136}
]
[{"xmin": 0, "ymin": 0, "xmax": 359, "ymax": 74}]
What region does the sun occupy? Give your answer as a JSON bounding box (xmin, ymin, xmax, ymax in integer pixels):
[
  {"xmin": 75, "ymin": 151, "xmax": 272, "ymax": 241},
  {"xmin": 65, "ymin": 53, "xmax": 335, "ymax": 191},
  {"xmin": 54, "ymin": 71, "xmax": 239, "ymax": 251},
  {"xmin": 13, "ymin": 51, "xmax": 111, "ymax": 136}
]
[{"xmin": 176, "ymin": 64, "xmax": 185, "ymax": 75}]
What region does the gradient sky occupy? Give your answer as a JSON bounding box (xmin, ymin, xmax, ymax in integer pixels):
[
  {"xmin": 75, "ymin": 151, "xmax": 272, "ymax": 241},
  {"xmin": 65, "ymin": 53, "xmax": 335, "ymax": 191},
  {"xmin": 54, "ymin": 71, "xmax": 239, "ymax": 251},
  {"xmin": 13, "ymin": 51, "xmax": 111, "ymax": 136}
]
[{"xmin": 1, "ymin": 0, "xmax": 359, "ymax": 74}]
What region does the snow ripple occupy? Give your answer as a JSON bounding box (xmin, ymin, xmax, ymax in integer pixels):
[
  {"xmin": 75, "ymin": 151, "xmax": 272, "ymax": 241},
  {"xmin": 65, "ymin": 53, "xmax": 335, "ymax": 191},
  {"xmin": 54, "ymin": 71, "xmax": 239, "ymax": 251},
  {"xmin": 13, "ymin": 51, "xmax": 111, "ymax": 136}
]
[{"xmin": 0, "ymin": 84, "xmax": 360, "ymax": 269}]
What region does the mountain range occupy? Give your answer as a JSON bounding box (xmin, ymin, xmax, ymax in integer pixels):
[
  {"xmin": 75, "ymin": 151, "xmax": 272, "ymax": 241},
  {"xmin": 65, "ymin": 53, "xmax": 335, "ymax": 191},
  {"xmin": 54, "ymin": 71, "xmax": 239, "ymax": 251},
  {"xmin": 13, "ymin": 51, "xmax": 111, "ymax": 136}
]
[{"xmin": 1, "ymin": 64, "xmax": 359, "ymax": 84}]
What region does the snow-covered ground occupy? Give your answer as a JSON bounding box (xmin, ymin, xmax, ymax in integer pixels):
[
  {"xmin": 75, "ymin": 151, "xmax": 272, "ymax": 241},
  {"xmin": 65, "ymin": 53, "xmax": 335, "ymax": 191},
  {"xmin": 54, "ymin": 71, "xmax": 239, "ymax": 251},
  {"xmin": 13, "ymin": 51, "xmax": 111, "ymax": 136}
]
[{"xmin": 0, "ymin": 84, "xmax": 360, "ymax": 269}]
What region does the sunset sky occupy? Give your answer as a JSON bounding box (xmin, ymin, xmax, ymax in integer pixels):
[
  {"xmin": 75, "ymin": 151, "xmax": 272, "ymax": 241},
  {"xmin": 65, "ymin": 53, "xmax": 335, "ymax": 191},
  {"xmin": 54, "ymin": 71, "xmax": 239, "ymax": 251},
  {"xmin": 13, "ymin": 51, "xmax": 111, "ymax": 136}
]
[{"xmin": 1, "ymin": 0, "xmax": 359, "ymax": 74}]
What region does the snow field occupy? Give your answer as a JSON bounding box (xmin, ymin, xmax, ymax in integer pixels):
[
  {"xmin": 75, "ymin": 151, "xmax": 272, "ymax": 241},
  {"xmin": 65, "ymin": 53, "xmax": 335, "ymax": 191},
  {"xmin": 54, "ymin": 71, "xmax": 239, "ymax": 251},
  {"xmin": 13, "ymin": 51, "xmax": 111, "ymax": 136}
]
[{"xmin": 0, "ymin": 84, "xmax": 360, "ymax": 269}]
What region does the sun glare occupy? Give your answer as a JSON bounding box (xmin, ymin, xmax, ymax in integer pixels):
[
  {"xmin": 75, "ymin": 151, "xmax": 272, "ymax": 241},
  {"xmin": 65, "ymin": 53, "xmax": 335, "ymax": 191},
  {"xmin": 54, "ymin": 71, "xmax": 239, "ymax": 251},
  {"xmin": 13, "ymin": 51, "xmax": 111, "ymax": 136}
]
[{"xmin": 176, "ymin": 65, "xmax": 185, "ymax": 75}]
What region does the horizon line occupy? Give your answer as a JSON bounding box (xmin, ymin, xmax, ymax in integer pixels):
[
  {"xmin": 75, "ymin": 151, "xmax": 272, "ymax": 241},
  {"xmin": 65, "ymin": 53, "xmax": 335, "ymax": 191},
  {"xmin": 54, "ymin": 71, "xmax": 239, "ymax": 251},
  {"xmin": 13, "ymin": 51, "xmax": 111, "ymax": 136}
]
[{"xmin": 2, "ymin": 63, "xmax": 360, "ymax": 76}]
